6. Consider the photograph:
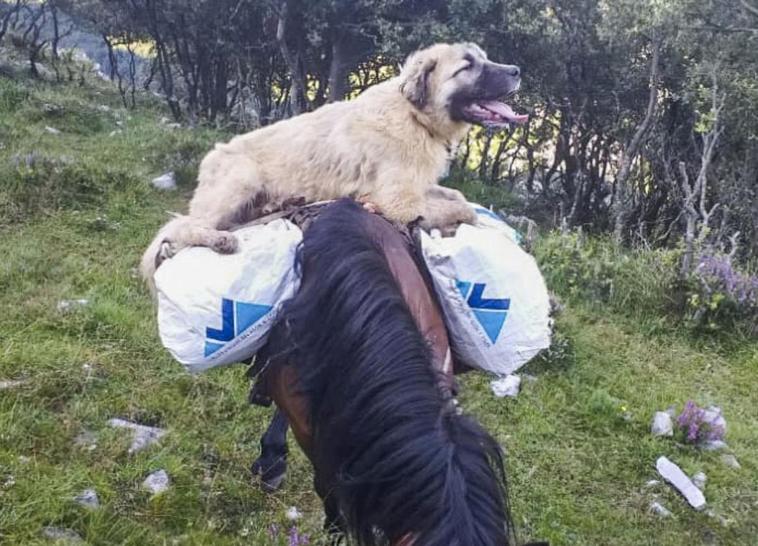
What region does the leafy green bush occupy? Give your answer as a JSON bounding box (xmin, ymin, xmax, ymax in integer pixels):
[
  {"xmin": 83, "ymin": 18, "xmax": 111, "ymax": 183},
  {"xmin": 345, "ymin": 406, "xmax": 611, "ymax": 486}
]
[
  {"xmin": 534, "ymin": 231, "xmax": 757, "ymax": 337},
  {"xmin": 0, "ymin": 78, "xmax": 28, "ymax": 113},
  {"xmin": 534, "ymin": 231, "xmax": 681, "ymax": 319},
  {"xmin": 0, "ymin": 153, "xmax": 144, "ymax": 223},
  {"xmin": 21, "ymin": 100, "xmax": 107, "ymax": 134}
]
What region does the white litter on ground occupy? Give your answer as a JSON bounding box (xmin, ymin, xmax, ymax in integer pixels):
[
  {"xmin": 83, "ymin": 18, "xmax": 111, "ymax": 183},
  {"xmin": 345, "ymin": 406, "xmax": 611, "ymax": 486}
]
[
  {"xmin": 656, "ymin": 456, "xmax": 706, "ymax": 510},
  {"xmin": 73, "ymin": 489, "xmax": 100, "ymax": 510},
  {"xmin": 143, "ymin": 470, "xmax": 170, "ymax": 495},
  {"xmin": 649, "ymin": 501, "xmax": 673, "ymax": 518},
  {"xmin": 692, "ymin": 472, "xmax": 707, "ymax": 491},
  {"xmin": 57, "ymin": 299, "xmax": 89, "ymax": 312},
  {"xmin": 285, "ymin": 507, "xmax": 302, "ymax": 521},
  {"xmin": 108, "ymin": 418, "xmax": 166, "ymax": 454},
  {"xmin": 151, "ymin": 171, "xmax": 177, "ymax": 190},
  {"xmin": 490, "ymin": 374, "xmax": 521, "ymax": 398}
]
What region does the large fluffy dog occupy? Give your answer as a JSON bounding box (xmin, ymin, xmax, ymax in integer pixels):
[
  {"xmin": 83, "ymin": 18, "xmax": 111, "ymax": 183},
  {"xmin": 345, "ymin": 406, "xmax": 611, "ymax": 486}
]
[{"xmin": 141, "ymin": 42, "xmax": 526, "ymax": 285}]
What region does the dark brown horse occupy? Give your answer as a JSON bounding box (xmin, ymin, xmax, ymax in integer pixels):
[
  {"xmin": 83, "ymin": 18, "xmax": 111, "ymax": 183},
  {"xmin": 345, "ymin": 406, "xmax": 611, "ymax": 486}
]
[{"xmin": 248, "ymin": 199, "xmax": 532, "ymax": 545}]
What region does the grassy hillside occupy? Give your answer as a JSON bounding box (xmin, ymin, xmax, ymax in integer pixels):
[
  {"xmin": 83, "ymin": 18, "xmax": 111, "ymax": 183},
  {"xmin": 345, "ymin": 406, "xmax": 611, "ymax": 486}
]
[{"xmin": 1, "ymin": 73, "xmax": 756, "ymax": 545}]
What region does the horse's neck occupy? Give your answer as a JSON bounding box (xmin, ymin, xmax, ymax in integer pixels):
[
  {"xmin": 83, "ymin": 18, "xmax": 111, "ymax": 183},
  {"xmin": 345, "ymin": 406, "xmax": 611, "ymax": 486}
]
[{"xmin": 369, "ymin": 221, "xmax": 455, "ymax": 395}]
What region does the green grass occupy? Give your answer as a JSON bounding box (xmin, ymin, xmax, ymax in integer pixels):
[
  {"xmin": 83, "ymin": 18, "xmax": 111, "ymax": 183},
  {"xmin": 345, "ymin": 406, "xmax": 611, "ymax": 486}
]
[{"xmin": 1, "ymin": 72, "xmax": 757, "ymax": 545}]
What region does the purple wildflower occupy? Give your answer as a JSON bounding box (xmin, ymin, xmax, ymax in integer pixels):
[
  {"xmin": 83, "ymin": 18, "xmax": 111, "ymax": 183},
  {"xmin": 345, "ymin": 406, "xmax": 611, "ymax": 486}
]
[
  {"xmin": 693, "ymin": 254, "xmax": 758, "ymax": 308},
  {"xmin": 676, "ymin": 400, "xmax": 726, "ymax": 444},
  {"xmin": 288, "ymin": 526, "xmax": 310, "ymax": 545}
]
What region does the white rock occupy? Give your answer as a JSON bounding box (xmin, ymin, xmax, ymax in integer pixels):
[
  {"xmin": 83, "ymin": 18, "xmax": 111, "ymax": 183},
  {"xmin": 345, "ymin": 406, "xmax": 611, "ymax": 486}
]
[
  {"xmin": 692, "ymin": 472, "xmax": 707, "ymax": 491},
  {"xmin": 651, "ymin": 412, "xmax": 674, "ymax": 437},
  {"xmin": 108, "ymin": 418, "xmax": 166, "ymax": 454},
  {"xmin": 74, "ymin": 430, "xmax": 98, "ymax": 451},
  {"xmin": 45, "ymin": 126, "xmax": 61, "ymax": 135},
  {"xmin": 649, "ymin": 501, "xmax": 673, "ymax": 518},
  {"xmin": 143, "ymin": 470, "xmax": 170, "ymax": 495},
  {"xmin": 490, "ymin": 375, "xmax": 521, "ymax": 398},
  {"xmin": 720, "ymin": 454, "xmax": 741, "ymax": 470},
  {"xmin": 0, "ymin": 379, "xmax": 26, "ymax": 390},
  {"xmin": 151, "ymin": 172, "xmax": 176, "ymax": 190},
  {"xmin": 702, "ymin": 440, "xmax": 728, "ymax": 451},
  {"xmin": 285, "ymin": 506, "xmax": 302, "ymax": 521},
  {"xmin": 644, "ymin": 479, "xmax": 661, "ymax": 488},
  {"xmin": 42, "ymin": 526, "xmax": 83, "ymax": 543},
  {"xmin": 656, "ymin": 456, "xmax": 707, "ymax": 510},
  {"xmin": 74, "ymin": 489, "xmax": 100, "ymax": 510},
  {"xmin": 57, "ymin": 299, "xmax": 89, "ymax": 313},
  {"xmin": 702, "ymin": 406, "xmax": 727, "ymax": 433}
]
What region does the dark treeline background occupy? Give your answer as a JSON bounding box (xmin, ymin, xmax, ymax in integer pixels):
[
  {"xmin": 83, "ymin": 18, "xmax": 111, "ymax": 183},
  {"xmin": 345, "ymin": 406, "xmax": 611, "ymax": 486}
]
[{"xmin": 2, "ymin": 0, "xmax": 757, "ymax": 266}]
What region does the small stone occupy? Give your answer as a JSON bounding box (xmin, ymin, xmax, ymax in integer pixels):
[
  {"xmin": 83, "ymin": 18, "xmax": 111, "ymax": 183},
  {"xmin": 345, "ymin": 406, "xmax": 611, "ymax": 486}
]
[
  {"xmin": 720, "ymin": 454, "xmax": 741, "ymax": 470},
  {"xmin": 74, "ymin": 430, "xmax": 98, "ymax": 451},
  {"xmin": 705, "ymin": 509, "xmax": 729, "ymax": 527},
  {"xmin": 656, "ymin": 456, "xmax": 706, "ymax": 510},
  {"xmin": 97, "ymin": 105, "xmax": 111, "ymax": 112},
  {"xmin": 0, "ymin": 379, "xmax": 26, "ymax": 390},
  {"xmin": 108, "ymin": 130, "xmax": 122, "ymax": 137},
  {"xmin": 45, "ymin": 126, "xmax": 61, "ymax": 135},
  {"xmin": 56, "ymin": 299, "xmax": 89, "ymax": 313},
  {"xmin": 108, "ymin": 418, "xmax": 166, "ymax": 454},
  {"xmin": 702, "ymin": 406, "xmax": 727, "ymax": 434},
  {"xmin": 18, "ymin": 456, "xmax": 31, "ymax": 464},
  {"xmin": 143, "ymin": 470, "xmax": 170, "ymax": 495},
  {"xmin": 649, "ymin": 501, "xmax": 673, "ymax": 518},
  {"xmin": 651, "ymin": 411, "xmax": 674, "ymax": 437},
  {"xmin": 285, "ymin": 506, "xmax": 302, "ymax": 521},
  {"xmin": 151, "ymin": 172, "xmax": 176, "ymax": 190},
  {"xmin": 490, "ymin": 375, "xmax": 521, "ymax": 398},
  {"xmin": 702, "ymin": 440, "xmax": 728, "ymax": 451},
  {"xmin": 73, "ymin": 489, "xmax": 99, "ymax": 510},
  {"xmin": 692, "ymin": 471, "xmax": 707, "ymax": 491},
  {"xmin": 42, "ymin": 526, "xmax": 83, "ymax": 543},
  {"xmin": 644, "ymin": 479, "xmax": 661, "ymax": 488}
]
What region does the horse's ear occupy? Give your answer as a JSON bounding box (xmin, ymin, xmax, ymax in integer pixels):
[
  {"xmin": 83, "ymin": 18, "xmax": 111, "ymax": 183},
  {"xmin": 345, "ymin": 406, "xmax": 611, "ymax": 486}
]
[{"xmin": 400, "ymin": 53, "xmax": 437, "ymax": 110}]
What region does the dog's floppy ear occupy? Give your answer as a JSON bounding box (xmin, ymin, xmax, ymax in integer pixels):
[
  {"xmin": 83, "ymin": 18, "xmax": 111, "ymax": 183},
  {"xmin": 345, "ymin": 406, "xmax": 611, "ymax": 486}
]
[{"xmin": 400, "ymin": 52, "xmax": 437, "ymax": 110}]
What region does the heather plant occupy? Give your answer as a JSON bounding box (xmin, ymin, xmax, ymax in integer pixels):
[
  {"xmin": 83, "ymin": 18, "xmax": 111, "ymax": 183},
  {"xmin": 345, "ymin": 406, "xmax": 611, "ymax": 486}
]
[
  {"xmin": 675, "ymin": 401, "xmax": 726, "ymax": 445},
  {"xmin": 687, "ymin": 253, "xmax": 758, "ymax": 335}
]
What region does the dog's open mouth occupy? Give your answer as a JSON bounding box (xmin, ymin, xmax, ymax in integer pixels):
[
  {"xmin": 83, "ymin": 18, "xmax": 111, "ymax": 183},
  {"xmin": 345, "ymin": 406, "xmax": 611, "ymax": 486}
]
[{"xmin": 460, "ymin": 99, "xmax": 529, "ymax": 127}]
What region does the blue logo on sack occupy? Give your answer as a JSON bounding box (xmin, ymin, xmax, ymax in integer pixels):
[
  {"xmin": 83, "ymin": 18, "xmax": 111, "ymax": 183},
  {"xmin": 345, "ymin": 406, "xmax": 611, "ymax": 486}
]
[
  {"xmin": 456, "ymin": 281, "xmax": 510, "ymax": 343},
  {"xmin": 204, "ymin": 298, "xmax": 272, "ymax": 357}
]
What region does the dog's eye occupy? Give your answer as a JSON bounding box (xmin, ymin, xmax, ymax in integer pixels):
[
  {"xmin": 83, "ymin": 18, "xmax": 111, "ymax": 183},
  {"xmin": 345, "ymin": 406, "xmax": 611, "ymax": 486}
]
[{"xmin": 453, "ymin": 61, "xmax": 474, "ymax": 77}]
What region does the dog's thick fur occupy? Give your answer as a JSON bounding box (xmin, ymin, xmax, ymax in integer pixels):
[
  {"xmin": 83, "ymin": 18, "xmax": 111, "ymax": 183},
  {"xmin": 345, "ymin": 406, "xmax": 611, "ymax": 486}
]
[{"xmin": 141, "ymin": 42, "xmax": 522, "ymax": 287}]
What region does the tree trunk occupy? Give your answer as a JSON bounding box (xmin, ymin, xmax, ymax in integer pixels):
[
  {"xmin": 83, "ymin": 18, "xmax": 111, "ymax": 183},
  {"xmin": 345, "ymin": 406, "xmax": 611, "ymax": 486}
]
[
  {"xmin": 327, "ymin": 36, "xmax": 349, "ymax": 102},
  {"xmin": 276, "ymin": 0, "xmax": 307, "ymax": 115},
  {"xmin": 613, "ymin": 38, "xmax": 661, "ymax": 243}
]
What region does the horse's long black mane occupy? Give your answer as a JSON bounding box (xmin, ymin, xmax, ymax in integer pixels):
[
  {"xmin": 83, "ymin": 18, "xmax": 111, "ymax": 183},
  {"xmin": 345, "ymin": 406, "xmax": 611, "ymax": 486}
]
[{"xmin": 276, "ymin": 199, "xmax": 514, "ymax": 545}]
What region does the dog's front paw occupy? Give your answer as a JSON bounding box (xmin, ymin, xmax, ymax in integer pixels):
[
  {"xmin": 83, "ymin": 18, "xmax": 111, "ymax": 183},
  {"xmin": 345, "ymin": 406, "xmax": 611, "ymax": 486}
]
[
  {"xmin": 457, "ymin": 204, "xmax": 478, "ymax": 225},
  {"xmin": 212, "ymin": 232, "xmax": 239, "ymax": 254},
  {"xmin": 158, "ymin": 240, "xmax": 176, "ymax": 264}
]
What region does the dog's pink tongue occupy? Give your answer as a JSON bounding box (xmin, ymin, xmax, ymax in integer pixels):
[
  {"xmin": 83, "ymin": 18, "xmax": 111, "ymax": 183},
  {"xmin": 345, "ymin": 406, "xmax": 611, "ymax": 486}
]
[{"xmin": 480, "ymin": 100, "xmax": 529, "ymax": 124}]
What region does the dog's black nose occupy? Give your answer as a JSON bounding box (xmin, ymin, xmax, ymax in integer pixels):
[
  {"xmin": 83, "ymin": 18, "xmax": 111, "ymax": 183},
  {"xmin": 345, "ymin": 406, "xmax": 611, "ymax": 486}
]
[{"xmin": 508, "ymin": 65, "xmax": 521, "ymax": 77}]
